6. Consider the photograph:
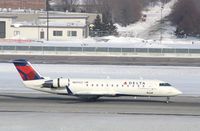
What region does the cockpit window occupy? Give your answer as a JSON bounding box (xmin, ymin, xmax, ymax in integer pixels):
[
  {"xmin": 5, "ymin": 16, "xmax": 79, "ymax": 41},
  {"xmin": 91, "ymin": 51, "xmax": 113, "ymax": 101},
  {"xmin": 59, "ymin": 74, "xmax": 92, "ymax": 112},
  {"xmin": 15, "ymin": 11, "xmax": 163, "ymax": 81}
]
[{"xmin": 159, "ymin": 83, "xmax": 171, "ymax": 86}]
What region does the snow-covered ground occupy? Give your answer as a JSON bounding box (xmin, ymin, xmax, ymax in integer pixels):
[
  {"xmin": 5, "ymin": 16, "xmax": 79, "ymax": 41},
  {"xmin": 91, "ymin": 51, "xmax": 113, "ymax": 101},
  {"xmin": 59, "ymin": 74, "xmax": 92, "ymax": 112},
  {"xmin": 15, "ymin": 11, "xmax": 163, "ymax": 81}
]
[
  {"xmin": 1, "ymin": 36, "xmax": 200, "ymax": 49},
  {"xmin": 0, "ymin": 63, "xmax": 200, "ymax": 96},
  {"xmin": 115, "ymin": 0, "xmax": 200, "ymax": 45},
  {"xmin": 102, "ymin": 0, "xmax": 199, "ymax": 47},
  {"xmin": 116, "ymin": 0, "xmax": 177, "ymax": 38}
]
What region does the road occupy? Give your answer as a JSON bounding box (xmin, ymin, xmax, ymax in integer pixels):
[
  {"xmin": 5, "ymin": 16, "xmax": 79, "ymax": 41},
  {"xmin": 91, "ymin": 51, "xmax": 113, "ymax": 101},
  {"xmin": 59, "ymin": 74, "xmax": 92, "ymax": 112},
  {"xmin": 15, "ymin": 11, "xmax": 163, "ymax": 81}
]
[{"xmin": 1, "ymin": 54, "xmax": 200, "ymax": 66}]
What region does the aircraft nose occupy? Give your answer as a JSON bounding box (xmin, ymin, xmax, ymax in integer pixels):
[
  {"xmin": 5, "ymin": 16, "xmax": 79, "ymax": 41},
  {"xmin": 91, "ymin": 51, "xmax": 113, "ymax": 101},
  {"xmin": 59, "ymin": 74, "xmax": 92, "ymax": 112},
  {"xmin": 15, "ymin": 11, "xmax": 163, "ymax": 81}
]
[{"xmin": 172, "ymin": 88, "xmax": 182, "ymax": 95}]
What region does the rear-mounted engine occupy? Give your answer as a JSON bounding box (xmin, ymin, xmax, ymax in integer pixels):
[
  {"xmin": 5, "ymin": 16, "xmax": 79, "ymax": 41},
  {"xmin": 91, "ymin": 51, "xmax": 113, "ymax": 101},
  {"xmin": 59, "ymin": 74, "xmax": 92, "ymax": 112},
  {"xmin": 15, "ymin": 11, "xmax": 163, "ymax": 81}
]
[{"xmin": 42, "ymin": 78, "xmax": 69, "ymax": 88}]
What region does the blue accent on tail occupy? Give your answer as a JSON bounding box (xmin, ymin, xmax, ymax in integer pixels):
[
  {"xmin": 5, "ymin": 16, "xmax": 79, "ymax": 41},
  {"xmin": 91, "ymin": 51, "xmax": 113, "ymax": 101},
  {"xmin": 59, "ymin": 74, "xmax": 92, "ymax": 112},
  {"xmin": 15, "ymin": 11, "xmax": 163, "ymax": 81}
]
[{"xmin": 13, "ymin": 59, "xmax": 28, "ymax": 66}]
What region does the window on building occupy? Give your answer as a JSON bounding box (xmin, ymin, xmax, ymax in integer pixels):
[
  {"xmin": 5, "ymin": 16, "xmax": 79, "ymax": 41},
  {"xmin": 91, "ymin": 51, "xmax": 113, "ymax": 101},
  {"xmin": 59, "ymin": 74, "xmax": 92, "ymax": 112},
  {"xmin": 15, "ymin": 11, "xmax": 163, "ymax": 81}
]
[
  {"xmin": 53, "ymin": 31, "xmax": 63, "ymax": 36},
  {"xmin": 40, "ymin": 31, "xmax": 44, "ymax": 39},
  {"xmin": 67, "ymin": 31, "xmax": 77, "ymax": 37},
  {"xmin": 14, "ymin": 31, "xmax": 20, "ymax": 36}
]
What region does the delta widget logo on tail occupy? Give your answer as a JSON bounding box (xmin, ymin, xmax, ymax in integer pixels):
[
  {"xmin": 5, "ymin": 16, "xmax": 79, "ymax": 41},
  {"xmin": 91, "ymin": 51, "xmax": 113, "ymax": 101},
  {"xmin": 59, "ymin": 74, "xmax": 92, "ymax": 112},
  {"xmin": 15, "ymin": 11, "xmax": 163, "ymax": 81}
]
[{"xmin": 13, "ymin": 59, "xmax": 43, "ymax": 81}]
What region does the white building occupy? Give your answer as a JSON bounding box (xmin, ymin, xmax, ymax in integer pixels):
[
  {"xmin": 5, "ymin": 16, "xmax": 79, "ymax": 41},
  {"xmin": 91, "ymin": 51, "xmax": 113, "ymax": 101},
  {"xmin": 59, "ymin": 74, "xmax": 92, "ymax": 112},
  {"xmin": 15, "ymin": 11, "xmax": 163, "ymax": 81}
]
[{"xmin": 0, "ymin": 11, "xmax": 92, "ymax": 41}]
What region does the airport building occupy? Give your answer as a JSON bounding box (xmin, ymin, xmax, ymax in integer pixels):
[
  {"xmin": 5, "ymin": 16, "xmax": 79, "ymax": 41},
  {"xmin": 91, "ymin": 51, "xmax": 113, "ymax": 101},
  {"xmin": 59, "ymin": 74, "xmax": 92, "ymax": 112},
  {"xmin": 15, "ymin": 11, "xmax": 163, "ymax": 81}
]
[
  {"xmin": 0, "ymin": 0, "xmax": 46, "ymax": 10},
  {"xmin": 0, "ymin": 10, "xmax": 100, "ymax": 41}
]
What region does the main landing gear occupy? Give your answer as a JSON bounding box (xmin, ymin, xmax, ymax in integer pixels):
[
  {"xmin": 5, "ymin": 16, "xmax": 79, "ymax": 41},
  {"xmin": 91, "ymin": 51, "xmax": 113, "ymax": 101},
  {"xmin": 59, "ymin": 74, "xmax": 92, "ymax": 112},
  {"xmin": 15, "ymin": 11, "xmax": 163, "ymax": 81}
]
[{"xmin": 166, "ymin": 97, "xmax": 170, "ymax": 103}]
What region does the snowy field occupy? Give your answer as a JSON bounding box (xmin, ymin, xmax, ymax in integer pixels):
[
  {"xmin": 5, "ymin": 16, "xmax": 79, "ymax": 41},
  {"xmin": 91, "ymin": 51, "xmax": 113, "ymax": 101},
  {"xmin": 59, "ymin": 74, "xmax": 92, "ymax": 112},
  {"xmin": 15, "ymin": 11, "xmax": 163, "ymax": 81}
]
[
  {"xmin": 116, "ymin": 0, "xmax": 177, "ymax": 38},
  {"xmin": 0, "ymin": 63, "xmax": 200, "ymax": 96}
]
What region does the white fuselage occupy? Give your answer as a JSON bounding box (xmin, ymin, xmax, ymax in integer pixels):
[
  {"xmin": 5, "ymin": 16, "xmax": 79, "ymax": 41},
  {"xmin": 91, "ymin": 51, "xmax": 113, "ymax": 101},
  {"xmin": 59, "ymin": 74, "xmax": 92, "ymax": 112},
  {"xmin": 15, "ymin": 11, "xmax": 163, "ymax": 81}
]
[{"xmin": 23, "ymin": 78, "xmax": 182, "ymax": 97}]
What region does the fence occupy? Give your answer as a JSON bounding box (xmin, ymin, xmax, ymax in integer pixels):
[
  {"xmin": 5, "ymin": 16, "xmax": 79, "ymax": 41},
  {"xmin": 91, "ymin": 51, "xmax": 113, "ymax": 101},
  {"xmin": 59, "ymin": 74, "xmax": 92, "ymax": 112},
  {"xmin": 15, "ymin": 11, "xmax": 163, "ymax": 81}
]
[{"xmin": 1, "ymin": 45, "xmax": 200, "ymax": 57}]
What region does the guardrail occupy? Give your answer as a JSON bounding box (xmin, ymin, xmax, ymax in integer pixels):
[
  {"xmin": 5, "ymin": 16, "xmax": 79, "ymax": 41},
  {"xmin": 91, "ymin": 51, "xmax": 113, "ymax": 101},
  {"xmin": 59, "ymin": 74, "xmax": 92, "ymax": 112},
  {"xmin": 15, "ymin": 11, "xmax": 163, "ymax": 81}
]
[{"xmin": 1, "ymin": 45, "xmax": 200, "ymax": 57}]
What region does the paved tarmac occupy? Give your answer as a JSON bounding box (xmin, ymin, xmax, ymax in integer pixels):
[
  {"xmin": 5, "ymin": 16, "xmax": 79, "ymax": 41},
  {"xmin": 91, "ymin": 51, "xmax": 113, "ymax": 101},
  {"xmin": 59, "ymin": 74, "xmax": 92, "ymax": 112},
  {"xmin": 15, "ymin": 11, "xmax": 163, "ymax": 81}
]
[
  {"xmin": 0, "ymin": 93, "xmax": 200, "ymax": 116},
  {"xmin": 1, "ymin": 93, "xmax": 200, "ymax": 131},
  {"xmin": 1, "ymin": 54, "xmax": 200, "ymax": 66}
]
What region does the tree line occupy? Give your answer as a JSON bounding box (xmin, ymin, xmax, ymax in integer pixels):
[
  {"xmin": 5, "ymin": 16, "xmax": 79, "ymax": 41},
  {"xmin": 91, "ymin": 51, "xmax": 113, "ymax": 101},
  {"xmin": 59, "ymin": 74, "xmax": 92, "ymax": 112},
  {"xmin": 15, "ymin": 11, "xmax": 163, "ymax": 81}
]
[
  {"xmin": 49, "ymin": 0, "xmax": 162, "ymax": 36},
  {"xmin": 53, "ymin": 0, "xmax": 200, "ymax": 38},
  {"xmin": 51, "ymin": 0, "xmax": 162, "ymax": 26}
]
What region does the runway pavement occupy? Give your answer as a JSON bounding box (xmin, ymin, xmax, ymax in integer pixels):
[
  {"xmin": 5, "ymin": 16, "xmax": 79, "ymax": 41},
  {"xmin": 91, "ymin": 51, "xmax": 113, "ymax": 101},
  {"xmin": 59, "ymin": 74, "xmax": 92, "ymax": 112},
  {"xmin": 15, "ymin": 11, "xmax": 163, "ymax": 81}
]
[
  {"xmin": 1, "ymin": 93, "xmax": 200, "ymax": 131},
  {"xmin": 0, "ymin": 93, "xmax": 200, "ymax": 116}
]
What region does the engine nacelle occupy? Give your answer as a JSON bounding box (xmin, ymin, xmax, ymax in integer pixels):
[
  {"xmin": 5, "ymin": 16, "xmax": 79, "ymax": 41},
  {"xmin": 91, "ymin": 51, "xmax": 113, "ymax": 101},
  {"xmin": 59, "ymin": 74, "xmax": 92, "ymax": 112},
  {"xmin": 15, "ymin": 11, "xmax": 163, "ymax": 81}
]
[
  {"xmin": 43, "ymin": 78, "xmax": 69, "ymax": 88},
  {"xmin": 53, "ymin": 78, "xmax": 69, "ymax": 88}
]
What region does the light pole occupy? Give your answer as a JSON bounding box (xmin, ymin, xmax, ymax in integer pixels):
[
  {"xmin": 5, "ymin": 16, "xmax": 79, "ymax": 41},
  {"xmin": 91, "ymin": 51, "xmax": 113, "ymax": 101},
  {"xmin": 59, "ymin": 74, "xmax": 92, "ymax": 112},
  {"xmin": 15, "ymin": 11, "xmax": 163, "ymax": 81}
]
[{"xmin": 46, "ymin": 0, "xmax": 49, "ymax": 41}]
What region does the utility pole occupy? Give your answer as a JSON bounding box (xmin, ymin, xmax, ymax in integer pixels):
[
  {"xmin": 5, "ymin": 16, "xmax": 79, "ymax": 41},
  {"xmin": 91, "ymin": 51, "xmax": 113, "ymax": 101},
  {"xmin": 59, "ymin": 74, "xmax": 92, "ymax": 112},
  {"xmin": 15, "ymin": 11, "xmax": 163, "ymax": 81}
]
[
  {"xmin": 160, "ymin": 0, "xmax": 165, "ymax": 43},
  {"xmin": 46, "ymin": 0, "xmax": 49, "ymax": 41},
  {"xmin": 70, "ymin": 0, "xmax": 73, "ymax": 12}
]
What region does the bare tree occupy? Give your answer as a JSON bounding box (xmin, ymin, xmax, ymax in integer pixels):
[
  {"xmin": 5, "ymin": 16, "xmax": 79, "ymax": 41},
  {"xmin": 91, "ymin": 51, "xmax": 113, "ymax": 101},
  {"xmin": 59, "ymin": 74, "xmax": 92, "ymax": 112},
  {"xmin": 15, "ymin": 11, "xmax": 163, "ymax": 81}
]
[
  {"xmin": 82, "ymin": 0, "xmax": 99, "ymax": 12},
  {"xmin": 62, "ymin": 0, "xmax": 78, "ymax": 12},
  {"xmin": 112, "ymin": 0, "xmax": 142, "ymax": 26},
  {"xmin": 170, "ymin": 0, "xmax": 200, "ymax": 36}
]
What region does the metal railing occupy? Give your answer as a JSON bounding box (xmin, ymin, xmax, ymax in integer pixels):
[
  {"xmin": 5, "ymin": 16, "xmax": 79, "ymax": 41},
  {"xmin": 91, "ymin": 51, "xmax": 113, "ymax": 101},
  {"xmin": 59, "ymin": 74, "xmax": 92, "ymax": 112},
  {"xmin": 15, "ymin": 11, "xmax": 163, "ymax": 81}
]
[{"xmin": 1, "ymin": 45, "xmax": 200, "ymax": 57}]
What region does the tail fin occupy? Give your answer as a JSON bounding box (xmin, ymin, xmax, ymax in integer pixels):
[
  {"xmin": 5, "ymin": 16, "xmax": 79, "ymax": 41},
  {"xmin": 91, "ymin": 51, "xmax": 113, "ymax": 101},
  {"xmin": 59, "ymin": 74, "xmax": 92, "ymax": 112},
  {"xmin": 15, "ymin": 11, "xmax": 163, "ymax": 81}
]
[{"xmin": 13, "ymin": 59, "xmax": 44, "ymax": 81}]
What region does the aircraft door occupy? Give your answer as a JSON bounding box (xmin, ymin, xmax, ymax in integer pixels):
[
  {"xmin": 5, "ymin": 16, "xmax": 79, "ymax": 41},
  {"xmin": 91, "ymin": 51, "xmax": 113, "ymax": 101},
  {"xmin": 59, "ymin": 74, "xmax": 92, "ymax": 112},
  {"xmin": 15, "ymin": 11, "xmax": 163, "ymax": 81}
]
[{"xmin": 146, "ymin": 83, "xmax": 157, "ymax": 95}]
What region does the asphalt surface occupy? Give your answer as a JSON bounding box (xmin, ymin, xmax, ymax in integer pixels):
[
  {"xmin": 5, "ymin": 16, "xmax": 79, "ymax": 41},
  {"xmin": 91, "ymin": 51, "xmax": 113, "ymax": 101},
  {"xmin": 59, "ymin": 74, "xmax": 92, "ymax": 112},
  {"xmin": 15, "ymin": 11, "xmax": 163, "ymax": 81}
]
[
  {"xmin": 1, "ymin": 54, "xmax": 200, "ymax": 66},
  {"xmin": 0, "ymin": 93, "xmax": 200, "ymax": 116}
]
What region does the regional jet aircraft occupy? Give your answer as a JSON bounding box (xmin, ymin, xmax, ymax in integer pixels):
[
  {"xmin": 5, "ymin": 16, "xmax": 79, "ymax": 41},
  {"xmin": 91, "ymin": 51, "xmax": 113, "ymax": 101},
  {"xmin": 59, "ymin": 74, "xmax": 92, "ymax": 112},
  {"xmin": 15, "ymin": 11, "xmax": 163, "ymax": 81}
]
[{"xmin": 13, "ymin": 59, "xmax": 182, "ymax": 103}]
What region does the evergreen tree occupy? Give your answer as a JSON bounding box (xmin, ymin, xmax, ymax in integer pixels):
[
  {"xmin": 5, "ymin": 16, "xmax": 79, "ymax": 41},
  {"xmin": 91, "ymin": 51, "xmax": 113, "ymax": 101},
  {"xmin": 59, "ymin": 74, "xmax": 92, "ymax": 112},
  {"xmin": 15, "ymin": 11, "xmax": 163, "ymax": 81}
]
[
  {"xmin": 93, "ymin": 15, "xmax": 103, "ymax": 31},
  {"xmin": 91, "ymin": 15, "xmax": 118, "ymax": 37}
]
